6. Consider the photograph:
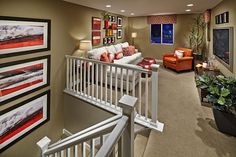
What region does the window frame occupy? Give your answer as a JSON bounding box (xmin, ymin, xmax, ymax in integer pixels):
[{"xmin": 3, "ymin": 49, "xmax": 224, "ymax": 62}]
[{"xmin": 150, "ymin": 24, "xmax": 175, "ymax": 45}]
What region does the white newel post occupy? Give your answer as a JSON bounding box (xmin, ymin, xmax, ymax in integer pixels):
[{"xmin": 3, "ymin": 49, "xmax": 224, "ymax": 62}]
[
  {"xmin": 37, "ymin": 136, "xmax": 51, "ymax": 157},
  {"xmin": 151, "ymin": 64, "xmax": 159, "ymax": 124},
  {"xmin": 118, "ymin": 95, "xmax": 137, "ymax": 157},
  {"xmin": 151, "ymin": 64, "xmax": 164, "ymax": 132}
]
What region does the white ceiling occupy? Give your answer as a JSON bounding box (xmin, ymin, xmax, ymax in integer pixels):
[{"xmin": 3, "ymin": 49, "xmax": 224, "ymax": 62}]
[{"xmin": 64, "ymin": 0, "xmax": 222, "ymax": 17}]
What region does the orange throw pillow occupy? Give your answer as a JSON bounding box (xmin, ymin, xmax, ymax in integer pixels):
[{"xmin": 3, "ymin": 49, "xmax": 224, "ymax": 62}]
[{"xmin": 100, "ymin": 52, "xmax": 110, "ymax": 62}]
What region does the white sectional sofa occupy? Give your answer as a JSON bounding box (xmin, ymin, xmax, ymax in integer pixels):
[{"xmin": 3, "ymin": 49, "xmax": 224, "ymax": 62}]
[
  {"xmin": 87, "ymin": 42, "xmax": 142, "ymax": 91},
  {"xmin": 87, "ymin": 42, "xmax": 142, "ymax": 64}
]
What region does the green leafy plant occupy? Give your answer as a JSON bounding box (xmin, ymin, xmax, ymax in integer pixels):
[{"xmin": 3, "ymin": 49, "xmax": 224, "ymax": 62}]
[
  {"xmin": 187, "ymin": 15, "xmax": 206, "ymax": 58},
  {"xmin": 101, "ymin": 11, "xmax": 110, "ymax": 20},
  {"xmin": 196, "ymin": 74, "xmax": 236, "ymax": 116}
]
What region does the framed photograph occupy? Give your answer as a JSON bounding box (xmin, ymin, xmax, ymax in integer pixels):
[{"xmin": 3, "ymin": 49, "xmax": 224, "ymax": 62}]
[
  {"xmin": 117, "ymin": 28, "xmax": 122, "ymax": 39},
  {"xmin": 215, "ymin": 16, "xmax": 219, "ymax": 24},
  {"xmin": 103, "ymin": 38, "xmax": 107, "ymax": 45},
  {"xmin": 92, "ymin": 17, "xmax": 101, "ymax": 30},
  {"xmin": 111, "ymin": 16, "xmax": 116, "ymax": 22},
  {"xmin": 0, "ymin": 55, "xmax": 50, "ymax": 105},
  {"xmin": 0, "ymin": 16, "xmax": 51, "ymax": 58},
  {"xmin": 223, "ymin": 12, "xmax": 229, "ymax": 23},
  {"xmin": 111, "ymin": 37, "xmax": 115, "ymax": 43},
  {"xmin": 0, "ymin": 90, "xmax": 50, "ymax": 152},
  {"xmin": 117, "ymin": 16, "xmax": 123, "ymax": 27},
  {"xmin": 92, "ymin": 31, "xmax": 101, "ymax": 46}
]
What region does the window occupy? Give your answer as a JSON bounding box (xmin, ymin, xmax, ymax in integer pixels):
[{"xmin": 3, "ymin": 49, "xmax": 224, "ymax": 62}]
[{"xmin": 151, "ymin": 24, "xmax": 174, "ymax": 44}]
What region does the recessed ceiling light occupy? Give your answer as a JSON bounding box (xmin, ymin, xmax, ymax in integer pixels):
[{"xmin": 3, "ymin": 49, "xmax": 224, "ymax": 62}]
[
  {"xmin": 187, "ymin": 4, "xmax": 194, "ymax": 7},
  {"xmin": 121, "ymin": 10, "xmax": 125, "ymax": 12},
  {"xmin": 106, "ymin": 5, "xmax": 111, "ymax": 8},
  {"xmin": 131, "ymin": 13, "xmax": 135, "ymax": 16},
  {"xmin": 186, "ymin": 9, "xmax": 191, "ymax": 12}
]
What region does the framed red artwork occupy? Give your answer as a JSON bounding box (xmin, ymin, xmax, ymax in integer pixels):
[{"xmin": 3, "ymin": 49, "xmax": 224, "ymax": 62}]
[
  {"xmin": 92, "ymin": 17, "xmax": 101, "ymax": 30},
  {"xmin": 92, "ymin": 31, "xmax": 101, "ymax": 46}
]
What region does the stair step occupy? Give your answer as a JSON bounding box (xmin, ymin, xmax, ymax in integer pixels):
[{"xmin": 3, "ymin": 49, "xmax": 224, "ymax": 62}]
[
  {"xmin": 134, "ymin": 134, "xmax": 149, "ymax": 157},
  {"xmin": 143, "ymin": 130, "xmax": 161, "ymax": 157}
]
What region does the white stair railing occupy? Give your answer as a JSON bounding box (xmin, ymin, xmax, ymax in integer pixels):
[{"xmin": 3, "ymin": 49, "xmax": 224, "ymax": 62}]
[
  {"xmin": 38, "ymin": 95, "xmax": 137, "ymax": 157},
  {"xmin": 65, "ymin": 55, "xmax": 164, "ymax": 132}
]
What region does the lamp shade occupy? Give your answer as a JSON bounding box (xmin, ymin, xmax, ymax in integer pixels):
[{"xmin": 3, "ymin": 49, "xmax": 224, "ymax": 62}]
[
  {"xmin": 131, "ymin": 32, "xmax": 137, "ymax": 38},
  {"xmin": 79, "ymin": 40, "xmax": 92, "ymax": 51}
]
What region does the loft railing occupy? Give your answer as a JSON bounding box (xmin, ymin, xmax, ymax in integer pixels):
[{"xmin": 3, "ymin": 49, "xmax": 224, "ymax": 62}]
[
  {"xmin": 64, "ymin": 55, "xmax": 164, "ymax": 132},
  {"xmin": 38, "ymin": 95, "xmax": 137, "ymax": 157}
]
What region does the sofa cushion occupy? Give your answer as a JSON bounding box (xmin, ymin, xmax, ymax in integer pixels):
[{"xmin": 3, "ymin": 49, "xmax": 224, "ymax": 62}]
[
  {"xmin": 164, "ymin": 57, "xmax": 176, "ymax": 64},
  {"xmin": 88, "ymin": 47, "xmax": 107, "ymax": 60},
  {"xmin": 120, "ymin": 42, "xmax": 129, "ymax": 48},
  {"xmin": 114, "ymin": 44, "xmax": 123, "ymax": 52},
  {"xmin": 114, "ymin": 52, "xmax": 142, "ymax": 64},
  {"xmin": 106, "ymin": 45, "xmax": 117, "ymax": 54}
]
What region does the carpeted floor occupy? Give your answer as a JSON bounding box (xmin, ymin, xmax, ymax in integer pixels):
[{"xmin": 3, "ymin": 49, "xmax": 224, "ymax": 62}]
[{"xmin": 143, "ymin": 67, "xmax": 236, "ymax": 157}]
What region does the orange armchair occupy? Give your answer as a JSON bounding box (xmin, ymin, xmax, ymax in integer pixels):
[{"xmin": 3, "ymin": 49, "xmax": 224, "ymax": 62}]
[{"xmin": 163, "ymin": 48, "xmax": 193, "ymax": 72}]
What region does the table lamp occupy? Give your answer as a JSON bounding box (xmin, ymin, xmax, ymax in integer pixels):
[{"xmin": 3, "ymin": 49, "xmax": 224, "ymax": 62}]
[
  {"xmin": 79, "ymin": 40, "xmax": 92, "ymax": 57},
  {"xmin": 131, "ymin": 32, "xmax": 137, "ymax": 45}
]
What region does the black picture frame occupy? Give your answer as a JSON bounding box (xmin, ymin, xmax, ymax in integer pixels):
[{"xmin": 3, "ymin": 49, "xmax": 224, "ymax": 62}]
[
  {"xmin": 0, "ymin": 16, "xmax": 51, "ymax": 58},
  {"xmin": 0, "ymin": 90, "xmax": 50, "ymax": 153},
  {"xmin": 0, "ymin": 55, "xmax": 51, "ymax": 105},
  {"xmin": 215, "ymin": 12, "xmax": 229, "ymax": 24},
  {"xmin": 117, "ymin": 28, "xmax": 122, "ymax": 39},
  {"xmin": 117, "ymin": 16, "xmax": 123, "ymax": 27}
]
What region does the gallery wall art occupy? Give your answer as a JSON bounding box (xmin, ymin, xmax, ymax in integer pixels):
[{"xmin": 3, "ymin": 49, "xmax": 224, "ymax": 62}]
[
  {"xmin": 0, "ymin": 55, "xmax": 50, "ymax": 105},
  {"xmin": 92, "ymin": 17, "xmax": 101, "ymax": 30},
  {"xmin": 92, "ymin": 31, "xmax": 101, "ymax": 46},
  {"xmin": 0, "ymin": 90, "xmax": 50, "ymax": 152},
  {"xmin": 0, "ymin": 16, "xmax": 51, "ymax": 58}
]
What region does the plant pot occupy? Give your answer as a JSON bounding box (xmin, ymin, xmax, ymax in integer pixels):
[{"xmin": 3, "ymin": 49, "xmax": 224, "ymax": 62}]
[{"xmin": 212, "ymin": 108, "xmax": 236, "ymax": 137}]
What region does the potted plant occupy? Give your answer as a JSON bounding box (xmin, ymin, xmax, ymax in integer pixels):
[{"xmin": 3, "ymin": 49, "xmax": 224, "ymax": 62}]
[
  {"xmin": 187, "ymin": 15, "xmax": 206, "ymax": 60},
  {"xmin": 196, "ymin": 74, "xmax": 236, "ymax": 136}
]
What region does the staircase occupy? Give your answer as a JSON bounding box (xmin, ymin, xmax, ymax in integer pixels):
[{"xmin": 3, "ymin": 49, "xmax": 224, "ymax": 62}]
[{"xmin": 37, "ymin": 55, "xmax": 165, "ymax": 157}]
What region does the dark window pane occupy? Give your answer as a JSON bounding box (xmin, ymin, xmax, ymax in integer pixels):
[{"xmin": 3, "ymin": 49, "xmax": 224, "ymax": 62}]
[
  {"xmin": 162, "ymin": 24, "xmax": 174, "ymax": 44},
  {"xmin": 151, "ymin": 24, "xmax": 161, "ymax": 43}
]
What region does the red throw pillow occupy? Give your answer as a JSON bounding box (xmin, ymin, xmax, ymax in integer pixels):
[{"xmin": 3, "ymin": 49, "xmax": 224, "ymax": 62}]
[
  {"xmin": 122, "ymin": 47, "xmax": 130, "ymax": 56},
  {"xmin": 114, "ymin": 51, "xmax": 124, "ymax": 60},
  {"xmin": 122, "ymin": 46, "xmax": 135, "ymax": 56},
  {"xmin": 128, "ymin": 46, "xmax": 135, "ymax": 55},
  {"xmin": 100, "ymin": 52, "xmax": 110, "ymax": 62}
]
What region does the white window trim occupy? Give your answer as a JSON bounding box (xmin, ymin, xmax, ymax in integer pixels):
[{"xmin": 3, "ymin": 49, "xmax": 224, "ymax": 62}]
[{"xmin": 150, "ymin": 24, "xmax": 175, "ymax": 45}]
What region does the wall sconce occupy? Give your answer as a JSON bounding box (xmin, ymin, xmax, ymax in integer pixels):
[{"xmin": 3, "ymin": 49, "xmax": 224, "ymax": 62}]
[{"xmin": 131, "ymin": 32, "xmax": 137, "ymax": 45}]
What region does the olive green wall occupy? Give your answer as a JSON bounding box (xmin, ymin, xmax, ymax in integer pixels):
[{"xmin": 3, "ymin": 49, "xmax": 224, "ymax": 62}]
[
  {"xmin": 64, "ymin": 95, "xmax": 113, "ymax": 133},
  {"xmin": 0, "ymin": 0, "xmax": 127, "ymax": 156},
  {"xmin": 209, "ymin": 0, "xmax": 236, "ymax": 76},
  {"xmin": 127, "ymin": 14, "xmax": 200, "ymax": 59}
]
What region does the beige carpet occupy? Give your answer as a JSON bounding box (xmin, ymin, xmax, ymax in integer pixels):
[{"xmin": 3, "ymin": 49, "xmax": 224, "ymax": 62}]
[{"xmin": 142, "ymin": 67, "xmax": 236, "ymax": 157}]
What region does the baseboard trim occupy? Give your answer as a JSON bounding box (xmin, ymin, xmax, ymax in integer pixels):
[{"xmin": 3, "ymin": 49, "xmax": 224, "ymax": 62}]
[{"xmin": 63, "ymin": 129, "xmax": 73, "ymax": 136}]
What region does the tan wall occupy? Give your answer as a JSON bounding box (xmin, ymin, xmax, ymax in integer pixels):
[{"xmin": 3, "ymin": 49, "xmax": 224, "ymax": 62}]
[
  {"xmin": 209, "ymin": 0, "xmax": 236, "ymax": 76},
  {"xmin": 0, "ymin": 0, "xmax": 127, "ymax": 156},
  {"xmin": 64, "ymin": 95, "xmax": 113, "ymax": 133},
  {"xmin": 127, "ymin": 14, "xmax": 199, "ymax": 59}
]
